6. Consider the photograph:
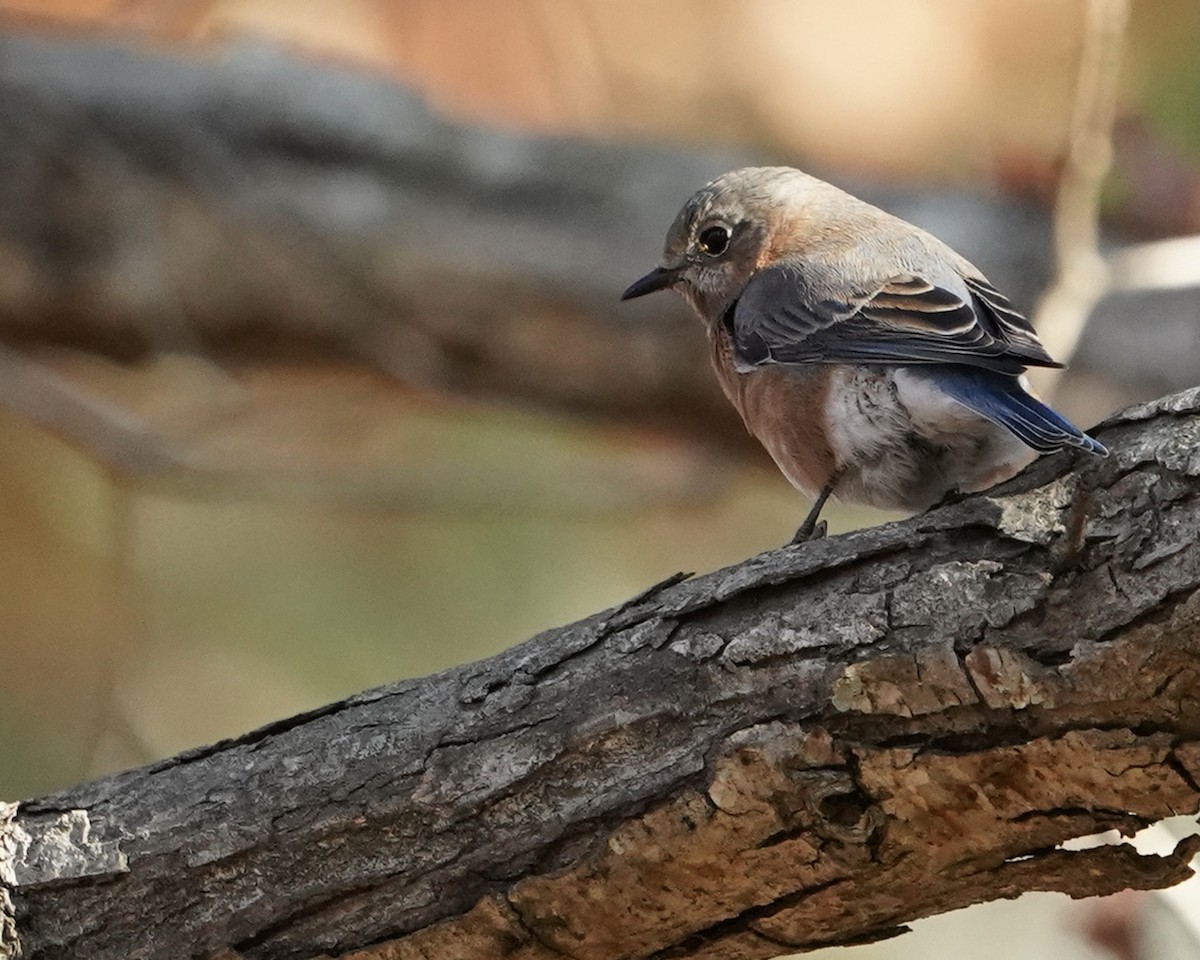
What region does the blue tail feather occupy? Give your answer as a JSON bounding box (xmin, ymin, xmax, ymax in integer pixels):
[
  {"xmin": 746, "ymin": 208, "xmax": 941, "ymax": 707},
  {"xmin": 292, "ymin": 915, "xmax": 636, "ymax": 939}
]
[{"xmin": 927, "ymin": 367, "xmax": 1108, "ymax": 457}]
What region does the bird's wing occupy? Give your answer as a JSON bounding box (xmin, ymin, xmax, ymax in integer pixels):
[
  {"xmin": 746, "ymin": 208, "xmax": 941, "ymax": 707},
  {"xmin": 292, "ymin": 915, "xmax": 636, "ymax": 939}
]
[{"xmin": 730, "ymin": 263, "xmax": 1061, "ymax": 374}]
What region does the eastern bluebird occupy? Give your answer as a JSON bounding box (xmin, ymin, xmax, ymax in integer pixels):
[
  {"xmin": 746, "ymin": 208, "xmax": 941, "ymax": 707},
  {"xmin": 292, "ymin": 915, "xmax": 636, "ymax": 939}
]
[{"xmin": 622, "ymin": 166, "xmax": 1106, "ymax": 542}]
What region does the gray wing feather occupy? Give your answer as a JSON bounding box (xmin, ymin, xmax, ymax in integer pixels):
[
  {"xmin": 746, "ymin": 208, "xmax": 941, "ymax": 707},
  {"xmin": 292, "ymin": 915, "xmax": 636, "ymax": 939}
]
[{"xmin": 730, "ymin": 261, "xmax": 1060, "ymax": 374}]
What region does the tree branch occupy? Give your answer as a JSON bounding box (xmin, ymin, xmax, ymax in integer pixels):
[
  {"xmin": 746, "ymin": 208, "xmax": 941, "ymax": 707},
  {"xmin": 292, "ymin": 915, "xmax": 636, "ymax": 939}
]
[{"xmin": 3, "ymin": 386, "xmax": 1200, "ymax": 960}]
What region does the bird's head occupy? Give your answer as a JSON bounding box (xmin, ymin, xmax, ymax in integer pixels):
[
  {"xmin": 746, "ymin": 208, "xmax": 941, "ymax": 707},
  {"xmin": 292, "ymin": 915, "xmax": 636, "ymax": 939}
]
[{"xmin": 622, "ymin": 166, "xmax": 823, "ymax": 324}]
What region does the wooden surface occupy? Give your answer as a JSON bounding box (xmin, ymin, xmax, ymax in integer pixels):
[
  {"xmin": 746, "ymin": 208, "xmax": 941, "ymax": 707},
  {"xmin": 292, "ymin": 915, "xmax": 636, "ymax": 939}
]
[{"xmin": 2, "ymin": 387, "xmax": 1199, "ymax": 960}]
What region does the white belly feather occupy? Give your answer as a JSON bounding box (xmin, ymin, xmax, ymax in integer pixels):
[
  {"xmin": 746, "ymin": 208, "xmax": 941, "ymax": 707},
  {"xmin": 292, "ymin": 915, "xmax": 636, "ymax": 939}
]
[{"xmin": 823, "ymin": 367, "xmax": 1033, "ymax": 511}]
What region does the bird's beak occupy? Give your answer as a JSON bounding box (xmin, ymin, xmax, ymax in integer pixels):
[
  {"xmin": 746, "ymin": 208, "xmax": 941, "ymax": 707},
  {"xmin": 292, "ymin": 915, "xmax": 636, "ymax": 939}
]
[{"xmin": 621, "ymin": 265, "xmax": 682, "ymax": 301}]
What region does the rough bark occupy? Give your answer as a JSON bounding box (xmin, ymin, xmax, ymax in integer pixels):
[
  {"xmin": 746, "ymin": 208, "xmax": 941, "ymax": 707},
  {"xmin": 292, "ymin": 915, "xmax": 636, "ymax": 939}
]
[{"xmin": 3, "ymin": 385, "xmax": 1200, "ymax": 959}]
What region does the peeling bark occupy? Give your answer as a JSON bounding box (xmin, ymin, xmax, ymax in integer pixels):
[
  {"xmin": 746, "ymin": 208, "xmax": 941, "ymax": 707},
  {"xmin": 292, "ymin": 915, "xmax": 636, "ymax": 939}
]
[{"xmin": 3, "ymin": 387, "xmax": 1200, "ymax": 960}]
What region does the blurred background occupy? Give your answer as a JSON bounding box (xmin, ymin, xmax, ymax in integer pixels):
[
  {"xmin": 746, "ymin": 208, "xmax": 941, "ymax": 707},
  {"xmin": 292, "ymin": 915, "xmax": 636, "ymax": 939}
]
[{"xmin": 0, "ymin": 1, "xmax": 1197, "ymax": 957}]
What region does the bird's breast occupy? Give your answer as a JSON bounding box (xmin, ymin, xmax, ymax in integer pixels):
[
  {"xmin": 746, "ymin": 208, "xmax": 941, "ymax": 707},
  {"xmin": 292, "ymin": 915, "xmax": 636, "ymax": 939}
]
[{"xmin": 709, "ymin": 326, "xmax": 836, "ymax": 498}]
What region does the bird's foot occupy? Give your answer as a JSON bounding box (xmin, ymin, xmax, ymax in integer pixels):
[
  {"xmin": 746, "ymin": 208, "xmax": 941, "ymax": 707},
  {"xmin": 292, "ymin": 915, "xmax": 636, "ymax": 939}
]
[
  {"xmin": 928, "ymin": 487, "xmax": 966, "ymax": 512},
  {"xmin": 788, "ymin": 519, "xmax": 828, "ymax": 545}
]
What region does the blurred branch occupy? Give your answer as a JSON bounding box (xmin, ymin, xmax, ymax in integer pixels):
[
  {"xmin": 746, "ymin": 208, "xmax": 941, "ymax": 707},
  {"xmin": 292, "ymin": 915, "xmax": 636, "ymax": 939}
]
[
  {"xmin": 3, "ymin": 387, "xmax": 1200, "ymax": 960},
  {"xmin": 0, "ymin": 343, "xmax": 173, "ymax": 474},
  {"xmin": 1032, "ymin": 0, "xmax": 1129, "ymax": 390},
  {"xmin": 0, "ymin": 25, "xmax": 1192, "ymax": 480},
  {"xmin": 0, "ymin": 30, "xmax": 742, "ymax": 447},
  {"xmin": 0, "ymin": 30, "xmax": 1088, "ymax": 465}
]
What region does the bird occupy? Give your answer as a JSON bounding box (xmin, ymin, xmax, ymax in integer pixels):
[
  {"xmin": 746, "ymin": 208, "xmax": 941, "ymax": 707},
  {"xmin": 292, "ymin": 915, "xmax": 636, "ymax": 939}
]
[{"xmin": 621, "ymin": 166, "xmax": 1106, "ymax": 542}]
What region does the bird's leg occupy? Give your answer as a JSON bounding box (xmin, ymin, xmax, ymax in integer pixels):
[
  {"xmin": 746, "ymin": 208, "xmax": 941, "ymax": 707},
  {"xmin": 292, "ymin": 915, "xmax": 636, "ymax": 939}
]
[{"xmin": 790, "ymin": 472, "xmax": 842, "ymax": 544}]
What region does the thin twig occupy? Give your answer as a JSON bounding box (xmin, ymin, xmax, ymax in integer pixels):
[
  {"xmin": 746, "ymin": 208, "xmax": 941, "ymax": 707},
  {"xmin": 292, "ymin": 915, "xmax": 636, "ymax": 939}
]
[
  {"xmin": 1031, "ymin": 0, "xmax": 1130, "ymax": 393},
  {"xmin": 0, "ymin": 344, "xmax": 173, "ymax": 475}
]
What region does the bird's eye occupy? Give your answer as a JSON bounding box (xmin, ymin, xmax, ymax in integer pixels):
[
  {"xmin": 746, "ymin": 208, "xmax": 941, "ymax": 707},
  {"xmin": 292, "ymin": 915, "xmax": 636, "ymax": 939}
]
[{"xmin": 697, "ymin": 224, "xmax": 731, "ymax": 257}]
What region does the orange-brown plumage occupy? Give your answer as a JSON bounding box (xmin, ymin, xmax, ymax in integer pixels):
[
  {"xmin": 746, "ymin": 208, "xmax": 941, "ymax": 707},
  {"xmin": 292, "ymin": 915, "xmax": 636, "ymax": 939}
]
[{"xmin": 709, "ymin": 324, "xmax": 835, "ymax": 500}]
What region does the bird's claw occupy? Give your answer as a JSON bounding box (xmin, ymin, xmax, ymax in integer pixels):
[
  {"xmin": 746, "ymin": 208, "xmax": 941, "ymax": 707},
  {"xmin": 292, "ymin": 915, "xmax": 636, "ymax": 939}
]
[{"xmin": 789, "ymin": 519, "xmax": 827, "ymax": 545}]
